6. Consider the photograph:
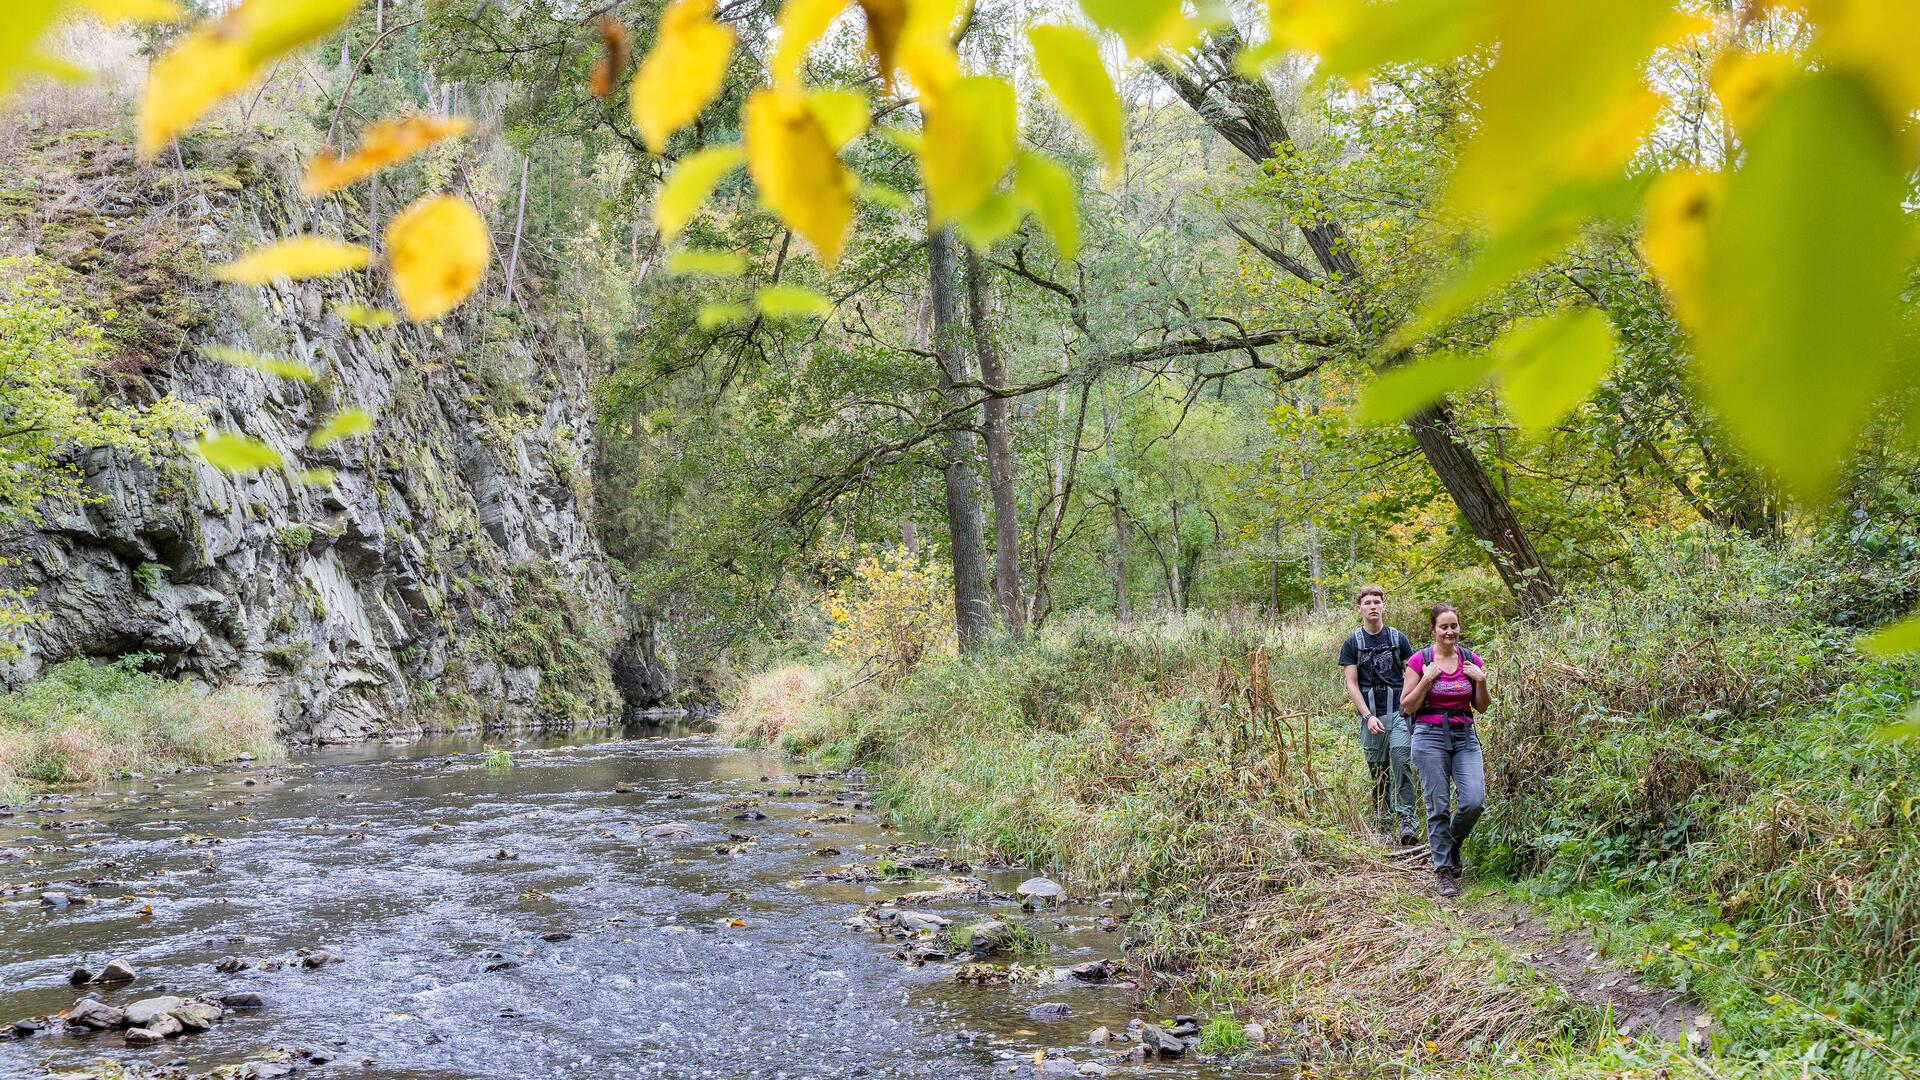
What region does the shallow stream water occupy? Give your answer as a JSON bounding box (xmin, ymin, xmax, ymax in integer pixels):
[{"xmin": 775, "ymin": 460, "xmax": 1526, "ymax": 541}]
[{"xmin": 0, "ymin": 726, "xmax": 1295, "ymax": 1079}]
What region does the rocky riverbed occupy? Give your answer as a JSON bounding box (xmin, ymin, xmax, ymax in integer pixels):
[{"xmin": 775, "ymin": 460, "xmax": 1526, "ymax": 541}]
[{"xmin": 0, "ymin": 726, "xmax": 1299, "ymax": 1078}]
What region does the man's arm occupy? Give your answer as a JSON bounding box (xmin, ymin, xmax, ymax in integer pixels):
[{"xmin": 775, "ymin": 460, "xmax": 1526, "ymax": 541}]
[{"xmin": 1344, "ymin": 665, "xmax": 1383, "ymax": 735}]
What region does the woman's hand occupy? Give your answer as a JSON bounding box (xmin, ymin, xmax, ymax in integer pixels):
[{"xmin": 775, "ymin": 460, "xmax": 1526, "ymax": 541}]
[
  {"xmin": 1461, "ymin": 661, "xmax": 1485, "ymax": 683},
  {"xmin": 1420, "ymin": 661, "xmax": 1445, "ymax": 684}
]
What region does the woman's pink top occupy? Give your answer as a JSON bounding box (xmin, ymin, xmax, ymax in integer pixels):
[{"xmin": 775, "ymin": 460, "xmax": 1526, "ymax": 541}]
[{"xmin": 1407, "ymin": 648, "xmax": 1483, "ymax": 725}]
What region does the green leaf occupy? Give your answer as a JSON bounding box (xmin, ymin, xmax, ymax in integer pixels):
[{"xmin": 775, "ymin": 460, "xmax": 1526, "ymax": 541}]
[
  {"xmin": 807, "ymin": 88, "xmax": 870, "ymax": 149},
  {"xmin": 1355, "ymin": 352, "xmax": 1491, "ymax": 427},
  {"xmin": 1014, "ymin": 152, "xmax": 1079, "ymax": 261},
  {"xmin": 1492, "ymin": 309, "xmax": 1617, "ymax": 435},
  {"xmin": 1028, "ymin": 25, "xmax": 1124, "ymax": 183},
  {"xmin": 696, "ymin": 302, "xmax": 752, "ymax": 330},
  {"xmin": 668, "ymin": 248, "xmax": 748, "ymax": 277},
  {"xmin": 655, "ymin": 145, "xmax": 743, "ymax": 243},
  {"xmin": 1870, "ymin": 702, "xmax": 1920, "ymax": 744},
  {"xmin": 753, "ymin": 284, "xmax": 834, "ymax": 319},
  {"xmin": 857, "ymin": 181, "xmax": 915, "ymax": 211},
  {"xmin": 308, "ymin": 407, "xmax": 373, "ymax": 449},
  {"xmin": 195, "ymin": 432, "xmax": 284, "ymax": 474},
  {"xmin": 920, "ymin": 75, "xmax": 1016, "ymax": 226},
  {"xmin": 1392, "ymin": 174, "xmax": 1645, "ymax": 351},
  {"xmin": 956, "ymin": 193, "xmax": 1021, "ymax": 251},
  {"xmin": 1445, "ymin": 0, "xmax": 1680, "ymax": 228},
  {"xmin": 1319, "ymin": 0, "xmax": 1495, "ymax": 77},
  {"xmin": 296, "ymin": 468, "xmax": 336, "ymax": 486},
  {"xmin": 203, "ymin": 344, "xmax": 317, "ymax": 382},
  {"xmin": 1694, "ymin": 69, "xmax": 1910, "ymax": 504},
  {"xmin": 1079, "ymin": 0, "xmax": 1216, "ymax": 57},
  {"xmin": 1861, "ymin": 614, "xmax": 1920, "ymax": 656}
]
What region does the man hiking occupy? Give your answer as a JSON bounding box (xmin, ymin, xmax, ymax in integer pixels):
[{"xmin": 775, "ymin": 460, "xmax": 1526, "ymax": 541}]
[{"xmin": 1338, "ymin": 585, "xmax": 1417, "ymax": 845}]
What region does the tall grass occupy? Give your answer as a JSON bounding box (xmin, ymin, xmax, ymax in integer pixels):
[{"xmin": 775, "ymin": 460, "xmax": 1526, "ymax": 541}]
[
  {"xmin": 0, "ymin": 657, "xmax": 281, "ymax": 803},
  {"xmin": 729, "ymin": 531, "xmax": 1920, "ymax": 1075}
]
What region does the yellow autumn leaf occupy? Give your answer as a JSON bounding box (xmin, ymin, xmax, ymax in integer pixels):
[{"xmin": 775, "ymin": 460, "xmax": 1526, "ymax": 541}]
[
  {"xmin": 1028, "ymin": 25, "xmax": 1124, "ymax": 183},
  {"xmin": 137, "ymin": 0, "xmax": 362, "ymax": 158},
  {"xmin": 333, "ymin": 302, "xmax": 397, "ymax": 328},
  {"xmin": 1639, "ymin": 169, "xmax": 1717, "ymax": 328},
  {"xmin": 0, "ymin": 0, "xmax": 64, "ymax": 104},
  {"xmin": 301, "ymin": 115, "xmax": 473, "ymax": 197},
  {"xmin": 656, "ymin": 145, "xmax": 745, "ymax": 241},
  {"xmin": 195, "ymin": 432, "xmax": 285, "ymax": 473},
  {"xmin": 384, "ymin": 195, "xmax": 489, "ymax": 322},
  {"xmin": 1446, "ymin": 0, "xmax": 1693, "ymax": 228},
  {"xmin": 203, "ymin": 344, "xmax": 318, "ymax": 382},
  {"xmin": 888, "ymin": 0, "xmax": 964, "ymax": 99},
  {"xmin": 309, "ymin": 407, "xmax": 374, "ymax": 449},
  {"xmin": 773, "ymin": 0, "xmax": 846, "ymax": 94},
  {"xmin": 1805, "ymin": 0, "xmax": 1920, "ymax": 122},
  {"xmin": 667, "ymin": 248, "xmax": 748, "ymax": 277},
  {"xmin": 807, "ymin": 88, "xmax": 870, "ymax": 150},
  {"xmin": 854, "ymin": 0, "xmax": 906, "ymax": 82},
  {"xmin": 920, "ymin": 75, "xmax": 1016, "ymax": 226},
  {"xmin": 744, "ymin": 87, "xmax": 853, "ymax": 268},
  {"xmin": 75, "ymin": 0, "xmax": 185, "ymax": 23},
  {"xmin": 631, "ymin": 0, "xmax": 736, "ymax": 154},
  {"xmin": 1014, "ymin": 151, "xmax": 1079, "ymax": 260},
  {"xmin": 137, "ymin": 31, "xmax": 254, "ymax": 158},
  {"xmin": 213, "ymin": 236, "xmax": 372, "ymax": 284},
  {"xmin": 228, "ymin": 0, "xmax": 361, "ymax": 62},
  {"xmin": 1712, "ymin": 49, "xmax": 1797, "ymax": 134}
]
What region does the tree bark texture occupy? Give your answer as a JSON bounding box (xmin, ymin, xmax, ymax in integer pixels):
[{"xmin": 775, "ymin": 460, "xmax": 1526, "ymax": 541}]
[
  {"xmin": 964, "ymin": 247, "xmax": 1025, "ymax": 637},
  {"xmin": 1408, "ymin": 403, "xmax": 1555, "ymax": 613},
  {"xmin": 927, "ymin": 227, "xmax": 993, "ymax": 651},
  {"xmin": 1111, "ymin": 489, "xmax": 1131, "ymax": 623}
]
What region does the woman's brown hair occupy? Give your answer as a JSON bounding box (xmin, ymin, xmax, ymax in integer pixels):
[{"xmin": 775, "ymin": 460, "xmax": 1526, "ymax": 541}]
[{"xmin": 1427, "ymin": 602, "xmax": 1459, "ymax": 631}]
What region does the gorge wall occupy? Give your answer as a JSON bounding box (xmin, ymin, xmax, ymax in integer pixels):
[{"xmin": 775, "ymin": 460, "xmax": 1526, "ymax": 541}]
[{"xmin": 0, "ymin": 123, "xmax": 667, "ymax": 741}]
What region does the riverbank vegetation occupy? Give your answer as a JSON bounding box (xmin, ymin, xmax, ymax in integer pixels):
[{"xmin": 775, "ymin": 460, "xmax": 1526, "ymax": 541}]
[
  {"xmin": 730, "ymin": 533, "xmax": 1920, "ymax": 1075},
  {"xmin": 0, "ymin": 657, "xmax": 279, "ymax": 804}
]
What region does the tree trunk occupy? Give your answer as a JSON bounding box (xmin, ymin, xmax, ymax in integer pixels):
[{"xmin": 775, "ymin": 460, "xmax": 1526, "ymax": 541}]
[
  {"xmin": 505, "ymin": 154, "xmax": 530, "ymax": 305},
  {"xmin": 1111, "ymin": 489, "xmax": 1131, "ymax": 623},
  {"xmin": 964, "ymin": 248, "xmax": 1025, "ymax": 638},
  {"xmin": 1408, "ymin": 403, "xmax": 1555, "ymax": 614},
  {"xmin": 1154, "ymin": 34, "xmax": 1557, "ymax": 614},
  {"xmin": 927, "ymin": 227, "xmax": 993, "ymax": 651}
]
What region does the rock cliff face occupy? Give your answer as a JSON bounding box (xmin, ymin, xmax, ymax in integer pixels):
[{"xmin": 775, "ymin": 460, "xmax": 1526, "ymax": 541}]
[{"xmin": 0, "ymin": 128, "xmax": 667, "ymax": 741}]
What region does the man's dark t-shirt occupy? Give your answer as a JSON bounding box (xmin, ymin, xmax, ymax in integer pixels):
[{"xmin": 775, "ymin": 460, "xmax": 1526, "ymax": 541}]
[{"xmin": 1338, "ymin": 626, "xmax": 1414, "ymax": 719}]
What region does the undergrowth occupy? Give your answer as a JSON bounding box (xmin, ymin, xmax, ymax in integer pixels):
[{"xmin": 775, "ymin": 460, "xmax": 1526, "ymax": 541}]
[
  {"xmin": 727, "ymin": 532, "xmax": 1919, "ymax": 1076},
  {"xmin": 0, "ymin": 656, "xmax": 281, "ymax": 803}
]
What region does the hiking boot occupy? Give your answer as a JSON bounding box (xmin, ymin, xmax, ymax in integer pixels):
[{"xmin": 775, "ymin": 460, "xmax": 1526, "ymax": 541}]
[
  {"xmin": 1435, "ymin": 870, "xmax": 1461, "ymax": 898},
  {"xmin": 1399, "ymin": 828, "xmax": 1418, "ymax": 847}
]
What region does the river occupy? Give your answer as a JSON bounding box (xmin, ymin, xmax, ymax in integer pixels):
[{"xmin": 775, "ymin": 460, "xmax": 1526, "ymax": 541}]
[{"xmin": 1, "ymin": 726, "xmax": 1295, "ymax": 1079}]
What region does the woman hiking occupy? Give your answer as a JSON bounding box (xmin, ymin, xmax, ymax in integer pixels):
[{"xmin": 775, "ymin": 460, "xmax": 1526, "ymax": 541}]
[{"xmin": 1399, "ymin": 602, "xmax": 1490, "ymax": 898}]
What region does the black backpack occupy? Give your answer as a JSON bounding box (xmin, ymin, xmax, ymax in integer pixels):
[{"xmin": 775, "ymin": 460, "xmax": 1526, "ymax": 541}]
[{"xmin": 1348, "ymin": 628, "xmax": 1407, "ymax": 688}]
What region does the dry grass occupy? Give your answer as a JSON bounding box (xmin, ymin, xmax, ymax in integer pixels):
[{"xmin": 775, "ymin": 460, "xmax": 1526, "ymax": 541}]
[
  {"xmin": 716, "ymin": 662, "xmax": 842, "ymax": 749},
  {"xmin": 0, "ymin": 660, "xmax": 281, "ymax": 802}
]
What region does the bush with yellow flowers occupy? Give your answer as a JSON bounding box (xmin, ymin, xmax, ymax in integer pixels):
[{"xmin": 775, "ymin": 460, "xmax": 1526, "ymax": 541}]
[{"xmin": 821, "ymin": 545, "xmax": 956, "ymax": 686}]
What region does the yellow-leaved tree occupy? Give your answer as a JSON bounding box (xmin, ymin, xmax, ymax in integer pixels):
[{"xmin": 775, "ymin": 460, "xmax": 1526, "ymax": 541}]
[{"xmin": 823, "ymin": 546, "xmax": 957, "ymax": 686}]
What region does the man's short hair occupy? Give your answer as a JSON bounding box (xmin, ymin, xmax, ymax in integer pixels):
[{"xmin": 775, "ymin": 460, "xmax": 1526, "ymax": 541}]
[{"xmin": 1355, "ymin": 584, "xmax": 1385, "ymax": 604}]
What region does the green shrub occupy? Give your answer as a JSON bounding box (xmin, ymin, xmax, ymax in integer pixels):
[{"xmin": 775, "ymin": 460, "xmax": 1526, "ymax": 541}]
[{"xmin": 0, "ymin": 657, "xmax": 281, "ymax": 802}]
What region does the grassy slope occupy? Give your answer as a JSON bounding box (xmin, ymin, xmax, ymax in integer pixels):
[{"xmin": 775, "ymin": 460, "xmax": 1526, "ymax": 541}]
[
  {"xmin": 735, "ymin": 535, "xmax": 1919, "ymax": 1077},
  {"xmin": 0, "ymin": 657, "xmax": 281, "ymax": 803}
]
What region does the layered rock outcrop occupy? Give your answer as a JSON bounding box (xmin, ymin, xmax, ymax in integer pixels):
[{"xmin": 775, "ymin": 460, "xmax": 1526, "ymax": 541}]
[{"xmin": 0, "ymin": 126, "xmax": 666, "ymax": 740}]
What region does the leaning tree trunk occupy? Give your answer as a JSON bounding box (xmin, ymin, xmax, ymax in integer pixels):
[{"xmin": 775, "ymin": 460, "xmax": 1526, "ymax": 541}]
[
  {"xmin": 1111, "ymin": 489, "xmax": 1131, "ymax": 624},
  {"xmin": 964, "ymin": 248, "xmax": 1026, "ymax": 637},
  {"xmin": 1409, "ymin": 404, "xmax": 1555, "ymax": 614},
  {"xmin": 927, "ymin": 227, "xmax": 993, "ymax": 651},
  {"xmin": 1153, "ymin": 32, "xmax": 1557, "ymax": 614}
]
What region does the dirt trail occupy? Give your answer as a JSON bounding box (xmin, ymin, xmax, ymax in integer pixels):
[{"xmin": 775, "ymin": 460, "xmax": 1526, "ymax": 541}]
[{"xmin": 1382, "ymin": 845, "xmax": 1712, "ymax": 1046}]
